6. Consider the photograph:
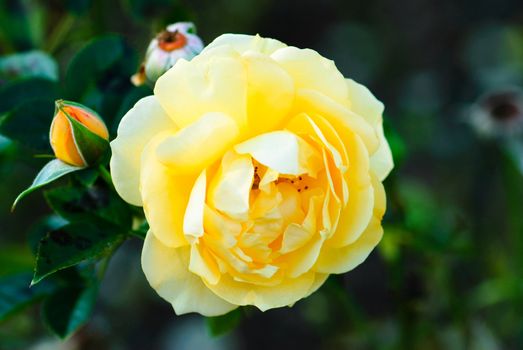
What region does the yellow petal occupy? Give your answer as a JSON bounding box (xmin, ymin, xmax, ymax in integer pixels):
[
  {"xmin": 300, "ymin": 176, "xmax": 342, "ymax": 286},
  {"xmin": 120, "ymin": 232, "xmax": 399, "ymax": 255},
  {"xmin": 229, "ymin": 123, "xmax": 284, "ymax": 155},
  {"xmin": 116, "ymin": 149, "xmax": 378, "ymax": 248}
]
[
  {"xmin": 189, "ymin": 242, "xmax": 221, "ymax": 285},
  {"xmin": 203, "ymin": 270, "xmax": 315, "ymax": 311},
  {"xmin": 242, "ymin": 51, "xmax": 295, "ymax": 135},
  {"xmin": 110, "ymin": 96, "xmax": 176, "ymax": 206},
  {"xmin": 346, "ymin": 79, "xmax": 393, "ymax": 180},
  {"xmin": 303, "ymin": 273, "xmax": 329, "ymax": 299},
  {"xmin": 346, "ymin": 78, "xmax": 384, "ymax": 125},
  {"xmin": 271, "ymin": 46, "xmax": 348, "ymax": 105},
  {"xmin": 314, "ymin": 216, "xmax": 383, "ymax": 274},
  {"xmin": 183, "ymin": 170, "xmax": 206, "ymax": 242},
  {"xmin": 208, "ymin": 152, "xmax": 254, "ymax": 220},
  {"xmin": 50, "ymin": 111, "xmax": 85, "ymax": 167},
  {"xmin": 155, "ymin": 112, "xmax": 239, "ymax": 174},
  {"xmin": 154, "ymin": 51, "xmax": 247, "ymax": 131},
  {"xmin": 142, "ymin": 231, "xmax": 236, "ymax": 316},
  {"xmin": 371, "ymin": 122, "xmax": 394, "ymax": 181},
  {"xmin": 140, "ymin": 132, "xmax": 191, "ymax": 247},
  {"xmin": 203, "ymin": 34, "xmax": 287, "ymax": 55},
  {"xmin": 279, "ymin": 234, "xmax": 325, "ymax": 278},
  {"xmin": 235, "ymin": 131, "xmax": 322, "ymax": 176},
  {"xmin": 280, "ymin": 194, "xmax": 321, "ymax": 254},
  {"xmin": 295, "ymin": 88, "xmax": 379, "ymax": 154},
  {"xmin": 327, "ymin": 134, "xmax": 374, "ymax": 248}
]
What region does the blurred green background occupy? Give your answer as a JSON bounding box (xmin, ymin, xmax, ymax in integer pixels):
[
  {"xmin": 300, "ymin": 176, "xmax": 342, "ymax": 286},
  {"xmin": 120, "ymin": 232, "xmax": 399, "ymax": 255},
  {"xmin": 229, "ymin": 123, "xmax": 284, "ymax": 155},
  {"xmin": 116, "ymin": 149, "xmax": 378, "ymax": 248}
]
[{"xmin": 1, "ymin": 0, "xmax": 523, "ymax": 349}]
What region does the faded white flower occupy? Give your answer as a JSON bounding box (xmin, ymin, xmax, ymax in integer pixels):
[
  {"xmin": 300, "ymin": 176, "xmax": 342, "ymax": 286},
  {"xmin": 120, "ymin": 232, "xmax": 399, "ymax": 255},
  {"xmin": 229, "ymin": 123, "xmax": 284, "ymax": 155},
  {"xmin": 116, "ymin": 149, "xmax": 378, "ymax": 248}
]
[
  {"xmin": 132, "ymin": 22, "xmax": 204, "ymax": 86},
  {"xmin": 468, "ymin": 88, "xmax": 523, "ymax": 138}
]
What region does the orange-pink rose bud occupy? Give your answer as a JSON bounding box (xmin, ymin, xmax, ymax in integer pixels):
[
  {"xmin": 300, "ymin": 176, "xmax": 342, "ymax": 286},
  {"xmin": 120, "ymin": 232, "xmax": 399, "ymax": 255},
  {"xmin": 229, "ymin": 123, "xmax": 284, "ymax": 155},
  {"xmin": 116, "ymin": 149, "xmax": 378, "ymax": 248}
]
[{"xmin": 50, "ymin": 100, "xmax": 109, "ymax": 167}]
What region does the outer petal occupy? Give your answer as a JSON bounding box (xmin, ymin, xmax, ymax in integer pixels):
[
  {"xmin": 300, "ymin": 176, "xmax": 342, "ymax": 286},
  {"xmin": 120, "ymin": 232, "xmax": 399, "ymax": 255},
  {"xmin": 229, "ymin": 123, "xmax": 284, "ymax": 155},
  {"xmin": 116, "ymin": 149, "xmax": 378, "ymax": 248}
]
[
  {"xmin": 110, "ymin": 96, "xmax": 176, "ymax": 206},
  {"xmin": 272, "ymin": 47, "xmax": 348, "ymax": 105},
  {"xmin": 327, "ymin": 133, "xmax": 374, "ymax": 248},
  {"xmin": 142, "ymin": 231, "xmax": 236, "ymax": 316},
  {"xmin": 346, "ymin": 79, "xmax": 393, "ymax": 180},
  {"xmin": 346, "ymin": 78, "xmax": 384, "ymax": 125},
  {"xmin": 203, "ymin": 34, "xmax": 287, "ymax": 55},
  {"xmin": 315, "ymin": 176, "xmax": 386, "ymax": 273},
  {"xmin": 203, "ymin": 270, "xmax": 316, "ymax": 311},
  {"xmin": 314, "ymin": 217, "xmax": 383, "ymax": 274},
  {"xmin": 154, "ymin": 50, "xmax": 247, "ymax": 131},
  {"xmin": 295, "ymin": 89, "xmax": 379, "ymax": 154},
  {"xmin": 140, "ymin": 132, "xmax": 192, "ymax": 247},
  {"xmin": 370, "ymin": 122, "xmax": 394, "ymax": 181},
  {"xmin": 303, "ymin": 273, "xmax": 329, "ymax": 298},
  {"xmin": 242, "ymin": 51, "xmax": 295, "ymax": 135},
  {"xmin": 155, "ymin": 112, "xmax": 239, "ymax": 174}
]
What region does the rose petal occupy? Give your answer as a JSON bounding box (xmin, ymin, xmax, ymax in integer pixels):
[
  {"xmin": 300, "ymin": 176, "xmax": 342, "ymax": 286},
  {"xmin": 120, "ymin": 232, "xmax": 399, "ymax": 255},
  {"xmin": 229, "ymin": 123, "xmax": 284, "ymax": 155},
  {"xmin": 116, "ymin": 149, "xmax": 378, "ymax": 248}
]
[
  {"xmin": 203, "ymin": 34, "xmax": 287, "ymax": 55},
  {"xmin": 110, "ymin": 96, "xmax": 176, "ymax": 206},
  {"xmin": 208, "ymin": 152, "xmax": 254, "ymax": 220},
  {"xmin": 203, "ymin": 270, "xmax": 316, "ymax": 311},
  {"xmin": 154, "ymin": 50, "xmax": 247, "ymax": 131},
  {"xmin": 271, "ymin": 46, "xmax": 349, "ymax": 105},
  {"xmin": 142, "ymin": 231, "xmax": 236, "ymax": 316},
  {"xmin": 235, "ymin": 131, "xmax": 322, "ymax": 176},
  {"xmin": 155, "ymin": 112, "xmax": 239, "ymax": 174}
]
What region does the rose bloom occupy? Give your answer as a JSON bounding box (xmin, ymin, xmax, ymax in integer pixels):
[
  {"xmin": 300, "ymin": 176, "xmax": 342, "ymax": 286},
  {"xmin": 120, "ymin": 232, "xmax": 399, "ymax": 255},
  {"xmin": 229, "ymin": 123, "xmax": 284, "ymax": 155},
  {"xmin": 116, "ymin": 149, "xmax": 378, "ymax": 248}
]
[{"xmin": 110, "ymin": 34, "xmax": 393, "ymax": 316}]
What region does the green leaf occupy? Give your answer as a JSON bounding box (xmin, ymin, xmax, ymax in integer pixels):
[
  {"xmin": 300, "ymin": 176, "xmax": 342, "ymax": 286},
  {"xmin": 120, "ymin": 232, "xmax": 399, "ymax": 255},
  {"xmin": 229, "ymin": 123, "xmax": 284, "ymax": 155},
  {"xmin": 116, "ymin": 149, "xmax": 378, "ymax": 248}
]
[
  {"xmin": 74, "ymin": 168, "xmax": 99, "ymax": 187},
  {"xmin": 44, "ymin": 184, "xmax": 133, "ymax": 230},
  {"xmin": 0, "ymin": 273, "xmax": 55, "ymax": 321},
  {"xmin": 65, "ymin": 36, "xmax": 124, "ymax": 100},
  {"xmin": 0, "ymin": 78, "xmax": 59, "ymax": 114},
  {"xmin": 206, "ymin": 308, "xmax": 242, "ymax": 337},
  {"xmin": 61, "ymin": 105, "xmax": 109, "ymax": 165},
  {"xmin": 32, "ymin": 222, "xmax": 125, "ymax": 285},
  {"xmin": 66, "ymin": 0, "xmax": 92, "ymax": 15},
  {"xmin": 113, "ymin": 85, "xmax": 152, "ymax": 131},
  {"xmin": 0, "ymin": 99, "xmax": 56, "ymax": 151},
  {"xmin": 28, "ymin": 215, "xmax": 69, "ymax": 255},
  {"xmin": 12, "ymin": 159, "xmax": 83, "ymax": 210},
  {"xmin": 0, "ymin": 51, "xmax": 59, "ymax": 81},
  {"xmin": 42, "ymin": 284, "xmax": 98, "ymax": 339}
]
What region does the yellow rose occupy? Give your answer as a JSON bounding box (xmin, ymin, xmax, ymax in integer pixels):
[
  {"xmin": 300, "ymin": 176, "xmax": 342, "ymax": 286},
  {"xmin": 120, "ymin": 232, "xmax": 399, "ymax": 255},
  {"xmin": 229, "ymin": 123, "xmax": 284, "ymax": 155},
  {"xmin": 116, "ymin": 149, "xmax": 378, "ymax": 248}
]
[{"xmin": 110, "ymin": 34, "xmax": 393, "ymax": 316}]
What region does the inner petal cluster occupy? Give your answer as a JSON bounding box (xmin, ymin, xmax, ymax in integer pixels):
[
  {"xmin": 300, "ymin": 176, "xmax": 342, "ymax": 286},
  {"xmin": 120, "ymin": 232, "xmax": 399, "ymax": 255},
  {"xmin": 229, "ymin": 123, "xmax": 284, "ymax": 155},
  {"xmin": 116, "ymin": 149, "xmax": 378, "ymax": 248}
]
[{"xmin": 184, "ymin": 115, "xmax": 348, "ymax": 286}]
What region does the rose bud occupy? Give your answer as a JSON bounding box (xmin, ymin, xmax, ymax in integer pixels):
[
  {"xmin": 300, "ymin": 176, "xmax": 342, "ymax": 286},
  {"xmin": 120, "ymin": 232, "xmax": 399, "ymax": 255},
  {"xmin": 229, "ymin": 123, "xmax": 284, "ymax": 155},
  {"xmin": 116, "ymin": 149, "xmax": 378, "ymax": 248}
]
[
  {"xmin": 131, "ymin": 22, "xmax": 204, "ymax": 87},
  {"xmin": 50, "ymin": 100, "xmax": 109, "ymax": 167},
  {"xmin": 468, "ymin": 88, "xmax": 523, "ymax": 138}
]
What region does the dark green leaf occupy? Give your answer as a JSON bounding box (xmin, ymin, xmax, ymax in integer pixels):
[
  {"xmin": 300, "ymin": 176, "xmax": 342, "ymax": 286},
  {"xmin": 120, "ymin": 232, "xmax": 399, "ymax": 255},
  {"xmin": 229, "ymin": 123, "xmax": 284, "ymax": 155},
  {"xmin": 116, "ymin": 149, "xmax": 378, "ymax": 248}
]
[
  {"xmin": 66, "ymin": 0, "xmax": 92, "ymax": 14},
  {"xmin": 12, "ymin": 159, "xmax": 83, "ymax": 210},
  {"xmin": 113, "ymin": 85, "xmax": 152, "ymax": 131},
  {"xmin": 0, "ymin": 273, "xmax": 55, "ymax": 321},
  {"xmin": 0, "ymin": 78, "xmax": 59, "ymax": 114},
  {"xmin": 42, "ymin": 284, "xmax": 98, "ymax": 339},
  {"xmin": 206, "ymin": 308, "xmax": 242, "ymax": 337},
  {"xmin": 65, "ymin": 36, "xmax": 124, "ymax": 100},
  {"xmin": 44, "ymin": 184, "xmax": 133, "ymax": 230},
  {"xmin": 28, "ymin": 215, "xmax": 69, "ymax": 255},
  {"xmin": 74, "ymin": 168, "xmax": 99, "ymax": 187},
  {"xmin": 32, "ymin": 222, "xmax": 125, "ymax": 285},
  {"xmin": 0, "ymin": 99, "xmax": 56, "ymax": 151}
]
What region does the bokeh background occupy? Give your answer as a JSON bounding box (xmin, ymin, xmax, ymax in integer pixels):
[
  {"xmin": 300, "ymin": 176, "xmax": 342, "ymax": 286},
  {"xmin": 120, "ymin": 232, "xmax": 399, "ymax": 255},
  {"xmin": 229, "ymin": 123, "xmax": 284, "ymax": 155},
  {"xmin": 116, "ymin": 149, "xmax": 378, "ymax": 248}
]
[{"xmin": 1, "ymin": 0, "xmax": 523, "ymax": 349}]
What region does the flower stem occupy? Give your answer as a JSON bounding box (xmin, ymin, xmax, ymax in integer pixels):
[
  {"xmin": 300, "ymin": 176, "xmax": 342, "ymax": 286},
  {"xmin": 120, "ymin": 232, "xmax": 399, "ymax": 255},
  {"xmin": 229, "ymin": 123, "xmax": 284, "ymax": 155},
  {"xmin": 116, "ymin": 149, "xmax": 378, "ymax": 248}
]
[{"xmin": 98, "ymin": 164, "xmax": 114, "ymax": 188}]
